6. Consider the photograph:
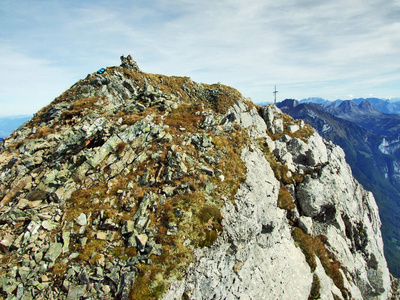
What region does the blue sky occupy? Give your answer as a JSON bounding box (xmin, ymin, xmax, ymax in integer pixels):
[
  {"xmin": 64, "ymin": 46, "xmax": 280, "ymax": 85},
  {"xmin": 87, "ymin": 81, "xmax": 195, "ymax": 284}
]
[{"xmin": 1, "ymin": 0, "xmax": 400, "ymax": 116}]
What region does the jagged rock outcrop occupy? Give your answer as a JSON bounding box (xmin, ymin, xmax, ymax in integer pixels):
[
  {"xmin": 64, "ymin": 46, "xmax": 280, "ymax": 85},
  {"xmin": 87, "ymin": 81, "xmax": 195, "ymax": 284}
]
[
  {"xmin": 0, "ymin": 56, "xmax": 392, "ymax": 299},
  {"xmin": 164, "ymin": 104, "xmax": 391, "ymax": 300}
]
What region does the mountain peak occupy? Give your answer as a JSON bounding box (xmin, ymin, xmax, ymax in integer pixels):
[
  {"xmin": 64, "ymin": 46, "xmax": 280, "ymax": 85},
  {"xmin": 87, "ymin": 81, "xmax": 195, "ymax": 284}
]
[
  {"xmin": 278, "ymin": 98, "xmax": 299, "ymax": 109},
  {"xmin": 358, "ymin": 100, "xmax": 381, "ymax": 114},
  {"xmin": 0, "ymin": 56, "xmax": 391, "ymax": 299},
  {"xmin": 337, "ymin": 100, "xmax": 360, "ymax": 113}
]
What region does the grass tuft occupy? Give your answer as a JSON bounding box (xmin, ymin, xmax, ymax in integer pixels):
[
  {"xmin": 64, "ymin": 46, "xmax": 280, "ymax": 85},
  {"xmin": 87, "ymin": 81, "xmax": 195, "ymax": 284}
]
[
  {"xmin": 292, "ymin": 227, "xmax": 350, "ymax": 299},
  {"xmin": 278, "ymin": 187, "xmax": 296, "ymax": 211}
]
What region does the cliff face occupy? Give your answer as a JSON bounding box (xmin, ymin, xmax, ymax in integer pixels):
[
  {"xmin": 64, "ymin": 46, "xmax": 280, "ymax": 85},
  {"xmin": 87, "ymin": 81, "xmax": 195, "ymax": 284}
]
[
  {"xmin": 0, "ymin": 56, "xmax": 391, "ymax": 299},
  {"xmin": 164, "ymin": 104, "xmax": 390, "ymax": 300},
  {"xmin": 277, "ymin": 99, "xmax": 400, "ymax": 278}
]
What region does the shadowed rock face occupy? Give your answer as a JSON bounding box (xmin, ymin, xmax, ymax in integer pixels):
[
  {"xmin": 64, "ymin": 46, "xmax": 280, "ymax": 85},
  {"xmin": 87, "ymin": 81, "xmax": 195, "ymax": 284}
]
[{"xmin": 0, "ymin": 57, "xmax": 391, "ymax": 299}]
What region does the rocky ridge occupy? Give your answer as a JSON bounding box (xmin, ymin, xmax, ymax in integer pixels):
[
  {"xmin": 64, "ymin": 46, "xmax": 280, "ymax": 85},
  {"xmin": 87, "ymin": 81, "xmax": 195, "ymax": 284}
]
[{"xmin": 0, "ymin": 56, "xmax": 393, "ymax": 299}]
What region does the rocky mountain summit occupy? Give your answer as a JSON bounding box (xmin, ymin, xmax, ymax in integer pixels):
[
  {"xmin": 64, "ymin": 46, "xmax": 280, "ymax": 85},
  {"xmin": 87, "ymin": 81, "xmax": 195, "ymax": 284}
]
[{"xmin": 0, "ymin": 56, "xmax": 394, "ymax": 299}]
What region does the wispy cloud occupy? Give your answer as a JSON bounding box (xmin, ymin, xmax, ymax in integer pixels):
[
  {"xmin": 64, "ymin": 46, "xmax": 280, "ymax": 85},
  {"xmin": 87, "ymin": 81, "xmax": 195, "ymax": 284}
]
[{"xmin": 1, "ymin": 0, "xmax": 400, "ymax": 115}]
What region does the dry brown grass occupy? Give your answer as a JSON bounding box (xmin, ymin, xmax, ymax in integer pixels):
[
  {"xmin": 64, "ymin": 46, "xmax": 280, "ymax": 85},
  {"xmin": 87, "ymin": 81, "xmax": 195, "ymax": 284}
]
[
  {"xmin": 308, "ymin": 274, "xmax": 321, "ymax": 300},
  {"xmin": 292, "ymin": 227, "xmax": 349, "ymax": 299},
  {"xmin": 163, "ymin": 103, "xmax": 203, "ymax": 134},
  {"xmin": 278, "ymin": 187, "xmax": 296, "ymax": 211},
  {"xmin": 51, "ymin": 262, "xmax": 67, "ymax": 276},
  {"xmin": 78, "ymin": 239, "xmax": 106, "ymax": 262},
  {"xmin": 29, "ymin": 126, "xmax": 55, "ymax": 140},
  {"xmin": 61, "ymin": 96, "xmax": 104, "ymax": 121},
  {"xmin": 65, "ymin": 183, "xmax": 116, "ymax": 222}
]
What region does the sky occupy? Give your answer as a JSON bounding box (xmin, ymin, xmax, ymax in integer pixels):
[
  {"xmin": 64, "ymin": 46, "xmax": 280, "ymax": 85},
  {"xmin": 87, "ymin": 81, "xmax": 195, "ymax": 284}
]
[{"xmin": 1, "ymin": 0, "xmax": 400, "ymax": 117}]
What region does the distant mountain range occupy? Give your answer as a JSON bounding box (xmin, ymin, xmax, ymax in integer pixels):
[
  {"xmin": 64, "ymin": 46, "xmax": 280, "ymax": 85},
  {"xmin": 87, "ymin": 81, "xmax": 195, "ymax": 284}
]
[
  {"xmin": 300, "ymin": 97, "xmax": 400, "ymax": 114},
  {"xmin": 0, "ymin": 115, "xmax": 31, "ymax": 139},
  {"xmin": 277, "ymin": 98, "xmax": 400, "ymax": 276}
]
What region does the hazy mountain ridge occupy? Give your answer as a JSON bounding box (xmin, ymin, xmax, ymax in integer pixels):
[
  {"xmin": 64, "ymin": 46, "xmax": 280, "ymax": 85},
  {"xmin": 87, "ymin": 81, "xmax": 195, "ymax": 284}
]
[
  {"xmin": 0, "ymin": 115, "xmax": 32, "ymax": 139},
  {"xmin": 277, "ymin": 99, "xmax": 400, "ymax": 278},
  {"xmin": 0, "ymin": 57, "xmax": 394, "ymax": 299},
  {"xmin": 301, "ymin": 97, "xmax": 400, "ymax": 115}
]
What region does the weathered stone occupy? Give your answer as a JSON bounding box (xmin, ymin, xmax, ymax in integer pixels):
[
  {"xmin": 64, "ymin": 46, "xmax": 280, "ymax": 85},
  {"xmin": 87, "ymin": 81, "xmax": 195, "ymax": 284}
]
[
  {"xmin": 96, "ymin": 231, "xmax": 107, "ymax": 240},
  {"xmin": 198, "ymin": 165, "xmax": 214, "ymax": 176},
  {"xmin": 162, "ymin": 186, "xmax": 176, "ymax": 197},
  {"xmin": 27, "ymin": 221, "xmax": 41, "ymax": 235},
  {"xmin": 18, "ymin": 266, "xmax": 31, "ymax": 282},
  {"xmin": 41, "ymin": 220, "xmax": 56, "ymax": 231},
  {"xmin": 44, "ymin": 242, "xmax": 62, "ymax": 262},
  {"xmin": 120, "ymin": 55, "xmax": 140, "ymax": 71},
  {"xmin": 287, "ymin": 124, "xmax": 300, "ymax": 133},
  {"xmin": 66, "ymin": 285, "xmax": 87, "ymax": 300},
  {"xmin": 136, "ymin": 234, "xmax": 148, "ymax": 252},
  {"xmin": 127, "ymin": 235, "xmax": 137, "ymax": 248},
  {"xmin": 117, "ymin": 272, "xmax": 135, "ymax": 300},
  {"xmin": 75, "ymin": 213, "xmax": 87, "ymax": 226},
  {"xmin": 298, "ymin": 216, "xmax": 313, "ymax": 235},
  {"xmin": 62, "ymin": 231, "xmax": 71, "ymax": 253},
  {"xmin": 0, "ymin": 234, "xmax": 14, "ymax": 252},
  {"xmin": 135, "ymin": 214, "xmax": 149, "ymax": 231},
  {"xmin": 121, "ymin": 220, "xmax": 135, "ymax": 235}
]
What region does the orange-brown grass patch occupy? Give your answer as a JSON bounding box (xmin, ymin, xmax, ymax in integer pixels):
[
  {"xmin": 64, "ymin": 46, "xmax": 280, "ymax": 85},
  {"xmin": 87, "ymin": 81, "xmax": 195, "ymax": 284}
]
[
  {"xmin": 61, "ymin": 96, "xmax": 105, "ymax": 121},
  {"xmin": 28, "ymin": 102, "xmax": 56, "ymax": 127},
  {"xmin": 292, "ymin": 227, "xmax": 350, "ymax": 299},
  {"xmin": 211, "ymin": 130, "xmax": 248, "ymax": 198},
  {"xmin": 0, "ymin": 253, "xmax": 17, "ymax": 276},
  {"xmin": 78, "ymin": 239, "xmax": 106, "ymax": 262},
  {"xmin": 197, "ymin": 205, "xmax": 223, "ymax": 248},
  {"xmin": 163, "ymin": 103, "xmax": 203, "ymax": 134},
  {"xmin": 65, "ymin": 183, "xmax": 116, "ymax": 222},
  {"xmin": 28, "ymin": 126, "xmax": 55, "ymax": 140},
  {"xmin": 278, "ymin": 187, "xmax": 296, "ymax": 211},
  {"xmin": 122, "ymin": 114, "xmax": 143, "ymax": 126},
  {"xmin": 291, "ymin": 124, "xmax": 314, "ymax": 142},
  {"xmin": 130, "ymin": 264, "xmax": 167, "ymax": 300},
  {"xmin": 51, "ymin": 262, "xmax": 67, "ymax": 276}
]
